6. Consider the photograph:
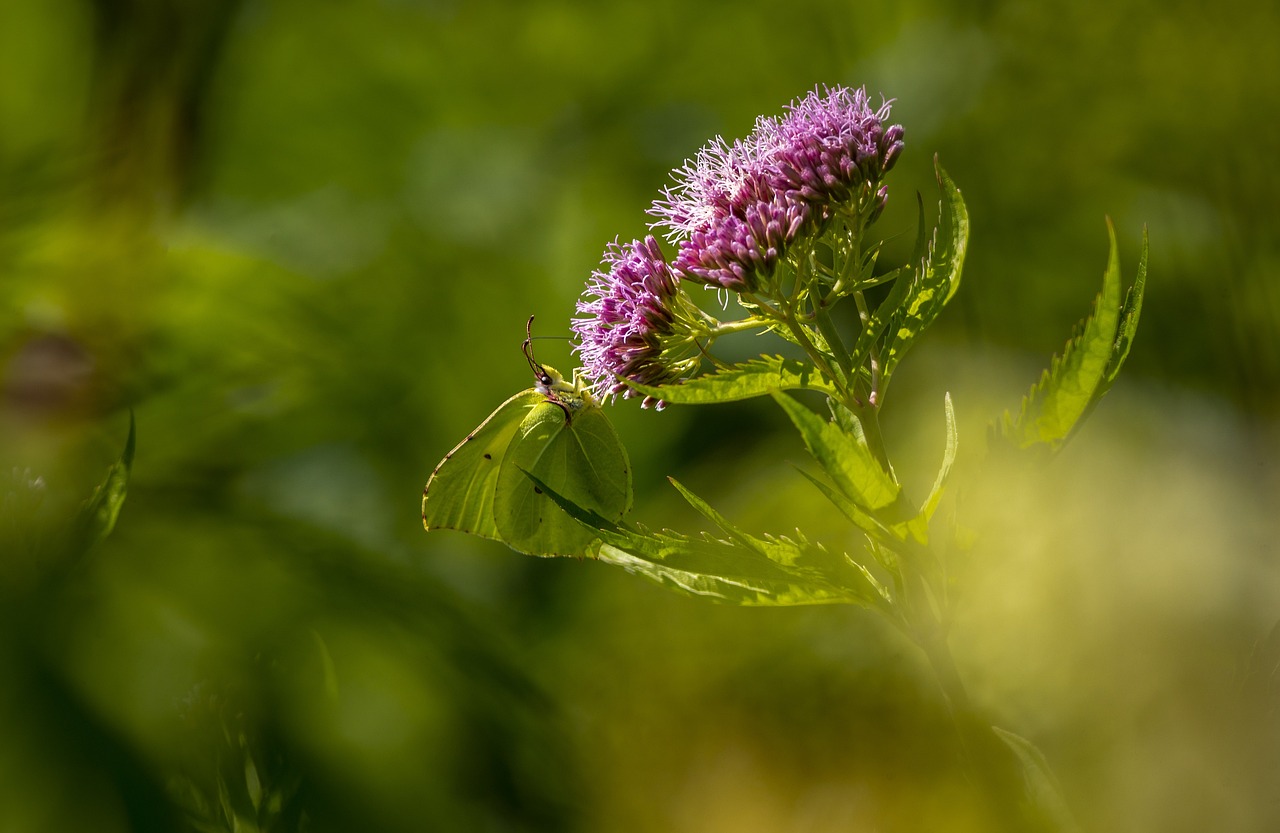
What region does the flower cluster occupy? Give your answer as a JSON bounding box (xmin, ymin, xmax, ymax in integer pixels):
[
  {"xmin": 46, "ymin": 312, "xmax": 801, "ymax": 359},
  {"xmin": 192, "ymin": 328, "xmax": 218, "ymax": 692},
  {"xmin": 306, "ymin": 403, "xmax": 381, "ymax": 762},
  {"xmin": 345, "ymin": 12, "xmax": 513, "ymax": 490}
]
[
  {"xmin": 651, "ymin": 85, "xmax": 903, "ymax": 292},
  {"xmin": 572, "ymin": 236, "xmax": 699, "ymax": 405},
  {"xmin": 573, "ymin": 85, "xmax": 904, "ymax": 401},
  {"xmin": 672, "ymin": 189, "xmax": 810, "ymax": 292},
  {"xmin": 770, "ymin": 86, "xmax": 903, "ymax": 209}
]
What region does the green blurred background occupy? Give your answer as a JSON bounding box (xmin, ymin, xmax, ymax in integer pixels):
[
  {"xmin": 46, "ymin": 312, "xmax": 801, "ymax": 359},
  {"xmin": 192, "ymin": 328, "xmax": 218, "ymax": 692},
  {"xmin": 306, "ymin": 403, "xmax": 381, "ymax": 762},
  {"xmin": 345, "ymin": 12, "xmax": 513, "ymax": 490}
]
[{"xmin": 2, "ymin": 0, "xmax": 1278, "ymax": 830}]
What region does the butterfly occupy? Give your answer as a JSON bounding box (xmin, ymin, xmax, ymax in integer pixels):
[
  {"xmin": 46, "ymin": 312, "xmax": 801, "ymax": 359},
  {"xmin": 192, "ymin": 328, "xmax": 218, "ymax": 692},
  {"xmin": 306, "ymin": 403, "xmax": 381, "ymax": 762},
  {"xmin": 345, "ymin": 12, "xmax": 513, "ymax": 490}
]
[{"xmin": 421, "ymin": 318, "xmax": 632, "ymax": 557}]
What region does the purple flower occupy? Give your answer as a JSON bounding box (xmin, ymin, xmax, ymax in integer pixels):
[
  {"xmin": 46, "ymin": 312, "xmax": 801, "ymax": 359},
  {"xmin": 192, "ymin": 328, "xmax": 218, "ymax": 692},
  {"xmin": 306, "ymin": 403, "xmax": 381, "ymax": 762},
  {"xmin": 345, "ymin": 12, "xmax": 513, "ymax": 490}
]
[
  {"xmin": 573, "ymin": 236, "xmax": 692, "ymax": 405},
  {"xmin": 647, "ymin": 86, "xmax": 904, "ymax": 292},
  {"xmin": 649, "ymin": 129, "xmax": 781, "ymax": 243},
  {"xmin": 672, "ymin": 190, "xmax": 810, "ymax": 292},
  {"xmin": 768, "ymin": 86, "xmax": 904, "ymax": 207}
]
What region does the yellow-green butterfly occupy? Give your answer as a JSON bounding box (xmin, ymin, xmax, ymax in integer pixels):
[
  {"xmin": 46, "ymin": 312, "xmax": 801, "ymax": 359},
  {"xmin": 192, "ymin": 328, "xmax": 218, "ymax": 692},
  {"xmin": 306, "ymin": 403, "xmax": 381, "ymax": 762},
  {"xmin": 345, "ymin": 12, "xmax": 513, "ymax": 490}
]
[{"xmin": 421, "ymin": 319, "xmax": 632, "ymax": 557}]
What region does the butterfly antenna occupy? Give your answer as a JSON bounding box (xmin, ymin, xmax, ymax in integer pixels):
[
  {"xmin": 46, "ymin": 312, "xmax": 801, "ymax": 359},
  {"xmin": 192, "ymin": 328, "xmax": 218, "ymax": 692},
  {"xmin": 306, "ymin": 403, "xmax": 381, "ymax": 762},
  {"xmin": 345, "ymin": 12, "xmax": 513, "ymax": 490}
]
[{"xmin": 522, "ymin": 315, "xmax": 552, "ymax": 384}]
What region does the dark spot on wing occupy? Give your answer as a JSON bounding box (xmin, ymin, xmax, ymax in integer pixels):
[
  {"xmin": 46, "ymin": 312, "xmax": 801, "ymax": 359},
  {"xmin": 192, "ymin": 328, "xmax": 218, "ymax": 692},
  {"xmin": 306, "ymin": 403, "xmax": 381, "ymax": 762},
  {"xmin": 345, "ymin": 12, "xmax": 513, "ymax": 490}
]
[
  {"xmin": 483, "ymin": 452, "xmax": 492, "ymax": 460},
  {"xmin": 534, "ymin": 486, "xmax": 543, "ymax": 494}
]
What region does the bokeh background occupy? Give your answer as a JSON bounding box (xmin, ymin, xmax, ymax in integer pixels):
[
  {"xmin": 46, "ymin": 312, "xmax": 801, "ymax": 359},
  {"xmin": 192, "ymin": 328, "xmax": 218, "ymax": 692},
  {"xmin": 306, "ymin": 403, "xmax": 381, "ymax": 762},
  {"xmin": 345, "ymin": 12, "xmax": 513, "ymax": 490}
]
[{"xmin": 3, "ymin": 0, "xmax": 1278, "ymax": 831}]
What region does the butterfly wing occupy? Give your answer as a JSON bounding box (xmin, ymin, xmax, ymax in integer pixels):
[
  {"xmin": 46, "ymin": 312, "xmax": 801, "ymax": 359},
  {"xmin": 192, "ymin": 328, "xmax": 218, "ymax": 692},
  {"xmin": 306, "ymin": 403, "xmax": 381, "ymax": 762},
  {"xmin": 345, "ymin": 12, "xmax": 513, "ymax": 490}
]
[
  {"xmin": 494, "ymin": 402, "xmax": 633, "ymax": 557},
  {"xmin": 422, "ymin": 389, "xmax": 542, "ymax": 540}
]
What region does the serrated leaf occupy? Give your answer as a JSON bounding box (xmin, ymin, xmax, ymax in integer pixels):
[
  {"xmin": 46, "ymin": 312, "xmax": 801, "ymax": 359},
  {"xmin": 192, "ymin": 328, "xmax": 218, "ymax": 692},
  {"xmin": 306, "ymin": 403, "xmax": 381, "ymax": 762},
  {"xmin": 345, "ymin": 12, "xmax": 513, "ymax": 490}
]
[
  {"xmin": 881, "ymin": 159, "xmax": 969, "ymax": 388},
  {"xmin": 666, "ymin": 476, "xmax": 761, "ymax": 549},
  {"xmin": 628, "ymin": 355, "xmax": 838, "ymax": 404},
  {"xmin": 770, "ymin": 392, "xmax": 900, "ymax": 512},
  {"xmin": 1025, "ymin": 222, "xmax": 1122, "ymax": 441},
  {"xmin": 792, "ymin": 467, "xmax": 897, "ymax": 542},
  {"xmin": 792, "ymin": 467, "xmax": 902, "ymax": 575},
  {"xmin": 666, "ymin": 477, "xmax": 887, "ymax": 599},
  {"xmin": 596, "ymin": 544, "xmax": 857, "ymax": 606},
  {"xmin": 604, "ymin": 520, "xmax": 875, "ymax": 606},
  {"xmin": 525, "ymin": 470, "xmax": 888, "ymax": 608},
  {"xmin": 1092, "ymin": 226, "xmax": 1148, "ymax": 399},
  {"xmin": 995, "ymin": 219, "xmax": 1143, "ymax": 451}
]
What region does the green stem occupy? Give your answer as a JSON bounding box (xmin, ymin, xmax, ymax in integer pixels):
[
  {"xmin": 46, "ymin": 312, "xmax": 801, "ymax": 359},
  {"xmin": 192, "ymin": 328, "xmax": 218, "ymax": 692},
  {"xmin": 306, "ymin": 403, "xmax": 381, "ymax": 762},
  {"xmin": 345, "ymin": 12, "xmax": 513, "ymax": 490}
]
[
  {"xmin": 854, "ymin": 400, "xmax": 892, "ymax": 476},
  {"xmin": 766, "ymin": 295, "xmax": 846, "ymax": 392},
  {"xmin": 790, "ymin": 241, "xmax": 816, "ymax": 303},
  {"xmin": 706, "ymin": 317, "xmax": 771, "ymax": 338},
  {"xmin": 899, "ymin": 536, "xmax": 1032, "ymax": 831},
  {"xmin": 915, "ymin": 612, "xmax": 969, "ymax": 715},
  {"xmin": 852, "ymin": 290, "xmax": 882, "ymax": 406},
  {"xmin": 813, "ymin": 304, "xmax": 856, "ymax": 382},
  {"xmin": 918, "ymin": 627, "xmax": 1032, "ymax": 832},
  {"xmin": 738, "ymin": 292, "xmax": 785, "ymax": 321},
  {"xmin": 822, "ymin": 212, "xmax": 865, "ymax": 305}
]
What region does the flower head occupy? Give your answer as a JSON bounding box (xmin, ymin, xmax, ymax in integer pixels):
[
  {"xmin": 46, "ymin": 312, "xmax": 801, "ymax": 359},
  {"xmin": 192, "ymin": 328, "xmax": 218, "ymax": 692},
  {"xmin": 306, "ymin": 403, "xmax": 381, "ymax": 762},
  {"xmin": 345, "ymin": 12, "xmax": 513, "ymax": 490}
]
[
  {"xmin": 768, "ymin": 86, "xmax": 904, "ymax": 207},
  {"xmin": 572, "ymin": 236, "xmax": 701, "ymax": 406},
  {"xmin": 647, "ymin": 86, "xmax": 903, "ymax": 292},
  {"xmin": 671, "ymin": 190, "xmax": 809, "ymax": 292},
  {"xmin": 648, "ymin": 129, "xmax": 781, "ymax": 243}
]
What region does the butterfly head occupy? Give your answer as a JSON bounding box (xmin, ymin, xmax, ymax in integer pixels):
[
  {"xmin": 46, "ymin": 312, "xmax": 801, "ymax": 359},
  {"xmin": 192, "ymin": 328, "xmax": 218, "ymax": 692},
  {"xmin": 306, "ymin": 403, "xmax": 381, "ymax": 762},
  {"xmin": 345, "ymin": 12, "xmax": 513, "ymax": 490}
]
[{"xmin": 523, "ymin": 317, "xmax": 596, "ymax": 416}]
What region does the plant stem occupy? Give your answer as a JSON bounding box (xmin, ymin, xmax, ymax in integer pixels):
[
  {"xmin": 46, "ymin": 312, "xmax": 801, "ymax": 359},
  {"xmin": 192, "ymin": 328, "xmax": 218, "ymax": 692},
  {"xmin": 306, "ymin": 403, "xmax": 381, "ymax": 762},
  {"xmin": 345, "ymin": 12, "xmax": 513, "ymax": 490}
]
[
  {"xmin": 706, "ymin": 317, "xmax": 771, "ymax": 338},
  {"xmin": 822, "ymin": 211, "xmax": 865, "ymax": 305},
  {"xmin": 738, "ymin": 292, "xmax": 785, "ymax": 321},
  {"xmin": 774, "ymin": 298, "xmax": 847, "ymax": 391},
  {"xmin": 852, "ymin": 290, "xmax": 882, "ymax": 406},
  {"xmin": 908, "ymin": 574, "xmax": 1037, "ymax": 832},
  {"xmin": 918, "ymin": 626, "xmax": 971, "ymax": 715},
  {"xmin": 854, "ymin": 400, "xmax": 892, "ymax": 476},
  {"xmin": 814, "ymin": 304, "xmax": 856, "ymax": 382}
]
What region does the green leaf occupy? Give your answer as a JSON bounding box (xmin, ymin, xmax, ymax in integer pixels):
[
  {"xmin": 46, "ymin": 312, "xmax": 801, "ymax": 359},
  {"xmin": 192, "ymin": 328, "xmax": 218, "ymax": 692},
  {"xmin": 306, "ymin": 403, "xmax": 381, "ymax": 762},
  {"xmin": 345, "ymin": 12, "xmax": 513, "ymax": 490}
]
[
  {"xmin": 848, "ymin": 262, "xmax": 914, "ymax": 373},
  {"xmin": 74, "ymin": 411, "xmax": 136, "ymax": 552},
  {"xmin": 1022, "ymin": 224, "xmax": 1122, "ymax": 440},
  {"xmin": 919, "ymin": 393, "xmax": 958, "ymax": 522},
  {"xmin": 770, "ymin": 391, "xmax": 900, "ymax": 512},
  {"xmin": 628, "ymin": 355, "xmax": 838, "ymax": 404},
  {"xmin": 909, "ymin": 191, "xmax": 930, "ymax": 269},
  {"xmin": 526, "ymin": 471, "xmax": 889, "ymax": 608},
  {"xmin": 992, "ymin": 727, "xmax": 1082, "ymax": 833},
  {"xmin": 608, "ymin": 514, "xmax": 877, "ymax": 606},
  {"xmin": 666, "ymin": 476, "xmax": 761, "ymax": 549},
  {"xmin": 881, "ymin": 159, "xmax": 969, "ymax": 389},
  {"xmin": 1092, "ymin": 226, "xmax": 1149, "ymax": 401},
  {"xmin": 993, "ymin": 220, "xmax": 1146, "ymax": 452},
  {"xmin": 596, "ymin": 541, "xmax": 871, "ymax": 607},
  {"xmin": 842, "ymin": 197, "xmax": 928, "ymax": 372},
  {"xmin": 791, "ymin": 467, "xmax": 892, "ymax": 538},
  {"xmin": 790, "ymin": 467, "xmax": 903, "ymax": 574},
  {"xmin": 880, "ymin": 393, "xmax": 961, "ymax": 553},
  {"xmin": 667, "ymin": 477, "xmax": 889, "ymax": 601}
]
